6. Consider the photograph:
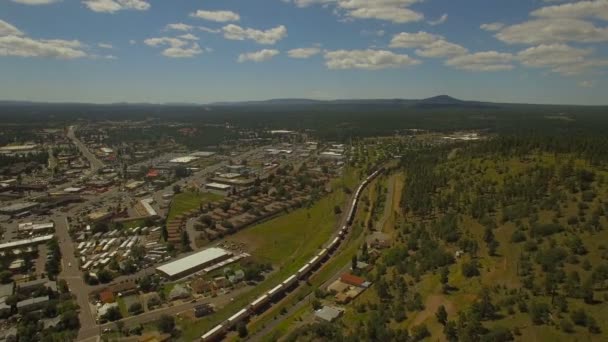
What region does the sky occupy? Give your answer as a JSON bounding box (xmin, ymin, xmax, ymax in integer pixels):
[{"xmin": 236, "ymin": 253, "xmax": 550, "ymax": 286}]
[{"xmin": 1, "ymin": 0, "xmax": 608, "ymax": 105}]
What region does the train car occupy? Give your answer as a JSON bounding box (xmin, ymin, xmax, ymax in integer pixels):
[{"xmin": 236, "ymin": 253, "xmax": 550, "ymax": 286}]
[
  {"xmin": 329, "ymin": 237, "xmax": 340, "ymax": 250},
  {"xmin": 317, "ymin": 248, "xmax": 329, "ymax": 259},
  {"xmin": 249, "ymin": 294, "xmax": 269, "ymax": 312},
  {"xmin": 308, "ymin": 255, "xmax": 320, "ymax": 268},
  {"xmin": 267, "ymin": 284, "xmax": 284, "ymax": 298},
  {"xmin": 282, "ymin": 275, "xmax": 298, "ymax": 289},
  {"xmin": 297, "ymin": 263, "xmax": 312, "ymax": 278},
  {"xmin": 201, "ymin": 324, "xmax": 225, "ymax": 342},
  {"xmin": 227, "ymin": 308, "xmax": 249, "ymax": 326}
]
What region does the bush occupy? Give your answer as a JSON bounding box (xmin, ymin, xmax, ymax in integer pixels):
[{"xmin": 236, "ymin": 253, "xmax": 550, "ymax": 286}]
[
  {"xmin": 461, "ymin": 260, "xmax": 480, "ymax": 278},
  {"xmin": 129, "ymin": 303, "xmax": 143, "ymax": 314},
  {"xmin": 560, "ymin": 319, "xmax": 574, "ymax": 333}
]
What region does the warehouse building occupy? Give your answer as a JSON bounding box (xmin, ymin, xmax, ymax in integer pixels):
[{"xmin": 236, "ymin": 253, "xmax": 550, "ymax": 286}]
[
  {"xmin": 156, "ymin": 247, "xmax": 232, "ymax": 280},
  {"xmin": 204, "ymin": 182, "xmax": 233, "ymax": 196}
]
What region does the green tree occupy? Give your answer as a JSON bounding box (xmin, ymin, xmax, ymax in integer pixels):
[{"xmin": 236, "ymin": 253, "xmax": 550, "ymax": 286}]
[
  {"xmin": 436, "ymin": 305, "xmax": 448, "ymax": 326},
  {"xmin": 157, "ymin": 314, "xmax": 175, "ymax": 333}
]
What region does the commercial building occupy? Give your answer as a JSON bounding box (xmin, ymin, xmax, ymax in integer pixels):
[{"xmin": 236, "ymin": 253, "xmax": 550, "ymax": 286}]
[
  {"xmin": 170, "ymin": 156, "xmax": 199, "ymax": 164},
  {"xmin": 156, "ymin": 247, "xmax": 232, "ymax": 280},
  {"xmin": 204, "ymin": 182, "xmax": 233, "ymax": 196},
  {"xmin": 320, "ymin": 151, "xmax": 344, "ymax": 160},
  {"xmin": 0, "ymin": 202, "xmax": 40, "ymax": 216},
  {"xmin": 0, "ymin": 235, "xmax": 53, "ymax": 252},
  {"xmin": 0, "ymin": 144, "xmax": 38, "ymax": 153}
]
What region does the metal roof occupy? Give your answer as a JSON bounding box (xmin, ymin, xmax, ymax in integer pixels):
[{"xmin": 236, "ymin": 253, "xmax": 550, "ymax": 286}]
[{"xmin": 156, "ymin": 247, "xmax": 231, "ymax": 277}]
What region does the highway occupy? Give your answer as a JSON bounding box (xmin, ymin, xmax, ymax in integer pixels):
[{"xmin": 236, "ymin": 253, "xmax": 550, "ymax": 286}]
[{"xmin": 67, "ymin": 125, "xmax": 105, "ymax": 172}]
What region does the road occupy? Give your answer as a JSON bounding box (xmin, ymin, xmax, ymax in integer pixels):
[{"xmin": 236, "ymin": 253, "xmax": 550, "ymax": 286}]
[
  {"xmin": 67, "ymin": 125, "xmax": 105, "ymax": 172},
  {"xmin": 55, "ymin": 216, "xmax": 98, "ymax": 340}
]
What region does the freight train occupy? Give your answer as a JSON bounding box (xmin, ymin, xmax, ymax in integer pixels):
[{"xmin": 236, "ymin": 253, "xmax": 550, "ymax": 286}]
[{"xmin": 201, "ymin": 167, "xmax": 384, "ymax": 341}]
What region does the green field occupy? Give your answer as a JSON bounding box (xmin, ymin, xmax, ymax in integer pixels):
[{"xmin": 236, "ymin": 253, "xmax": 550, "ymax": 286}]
[{"xmin": 167, "ymin": 191, "xmax": 222, "ymax": 221}]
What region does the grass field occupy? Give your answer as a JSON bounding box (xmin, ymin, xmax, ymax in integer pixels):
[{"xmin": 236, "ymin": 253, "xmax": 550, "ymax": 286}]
[
  {"xmin": 176, "ymin": 168, "xmax": 360, "ymax": 341},
  {"xmin": 167, "ymin": 191, "xmax": 222, "ymax": 221},
  {"xmin": 255, "ymin": 174, "xmax": 388, "ymax": 340}
]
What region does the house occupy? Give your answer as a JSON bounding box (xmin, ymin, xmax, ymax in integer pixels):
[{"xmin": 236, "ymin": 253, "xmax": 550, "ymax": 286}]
[
  {"xmin": 17, "ymin": 296, "xmax": 50, "ymax": 313},
  {"xmin": 314, "ymin": 306, "xmax": 344, "ymax": 322},
  {"xmin": 194, "ymin": 303, "xmax": 214, "ymax": 318},
  {"xmin": 340, "ymin": 273, "xmax": 366, "ymax": 287},
  {"xmin": 168, "ymin": 284, "xmax": 190, "ymax": 301},
  {"xmin": 99, "ymin": 290, "xmax": 115, "ymax": 304}
]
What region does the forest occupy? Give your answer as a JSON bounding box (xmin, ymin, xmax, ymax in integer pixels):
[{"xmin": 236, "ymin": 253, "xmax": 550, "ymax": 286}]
[{"xmin": 286, "ymin": 131, "xmax": 608, "ymax": 341}]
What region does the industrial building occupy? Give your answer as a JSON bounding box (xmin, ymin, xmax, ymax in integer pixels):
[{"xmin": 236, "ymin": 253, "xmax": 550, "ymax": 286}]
[
  {"xmin": 0, "ymin": 235, "xmax": 54, "ymax": 252},
  {"xmin": 0, "ymin": 202, "xmax": 40, "ymax": 216},
  {"xmin": 204, "ymin": 182, "xmax": 234, "ymax": 196},
  {"xmin": 156, "ymin": 247, "xmax": 232, "ymax": 280}
]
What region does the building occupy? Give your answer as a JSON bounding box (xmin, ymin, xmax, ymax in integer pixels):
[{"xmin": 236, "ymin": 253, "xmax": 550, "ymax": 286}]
[
  {"xmin": 17, "ymin": 296, "xmax": 50, "ymax": 313},
  {"xmin": 0, "ymin": 235, "xmax": 53, "ymax": 252},
  {"xmin": 170, "ymin": 156, "xmax": 199, "ymax": 164},
  {"xmin": 0, "ymin": 202, "xmax": 40, "ymax": 216},
  {"xmin": 204, "ymin": 182, "xmax": 233, "ymax": 196},
  {"xmin": 314, "ymin": 306, "xmax": 344, "ymax": 322},
  {"xmin": 0, "ymin": 144, "xmax": 38, "ymax": 153},
  {"xmin": 156, "ymin": 247, "xmax": 232, "ymax": 280},
  {"xmin": 125, "ymin": 181, "xmax": 145, "ymax": 191},
  {"xmin": 190, "ymin": 151, "xmax": 216, "ymax": 157},
  {"xmin": 320, "ymin": 151, "xmax": 344, "ymax": 160},
  {"xmin": 339, "ymin": 273, "xmax": 368, "ymax": 288}
]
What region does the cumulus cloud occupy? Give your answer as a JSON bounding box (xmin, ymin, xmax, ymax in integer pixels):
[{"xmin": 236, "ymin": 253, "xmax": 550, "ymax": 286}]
[
  {"xmin": 190, "ymin": 10, "xmax": 240, "ymax": 22},
  {"xmin": 82, "ymin": 0, "xmax": 150, "ymax": 13},
  {"xmin": 178, "ymin": 33, "xmax": 199, "ymax": 41},
  {"xmin": 415, "ymin": 40, "xmax": 468, "ymax": 58},
  {"xmin": 290, "ymin": 0, "xmax": 424, "ymax": 23},
  {"xmin": 237, "ymin": 49, "xmax": 280, "ymax": 63},
  {"xmin": 517, "ymin": 44, "xmax": 591, "ymax": 70},
  {"xmin": 199, "ymin": 26, "xmax": 221, "ymax": 34},
  {"xmin": 532, "ymin": 0, "xmax": 608, "ymax": 21},
  {"xmin": 98, "ymin": 43, "xmax": 113, "ymax": 49},
  {"xmin": 144, "ymin": 36, "xmax": 203, "ymax": 58},
  {"xmin": 480, "ymin": 22, "xmax": 504, "ymax": 31},
  {"xmin": 287, "ymin": 47, "xmax": 321, "ymax": 58},
  {"xmin": 0, "ymin": 19, "xmax": 88, "ymax": 59},
  {"xmin": 389, "ymin": 31, "xmax": 467, "ymax": 58},
  {"xmin": 0, "ymin": 20, "xmax": 24, "ymax": 37},
  {"xmin": 11, "ymin": 0, "xmax": 60, "ymax": 5},
  {"xmin": 165, "ymin": 23, "xmax": 194, "ymax": 32},
  {"xmin": 445, "ymin": 51, "xmax": 515, "ymax": 71},
  {"xmin": 496, "ymin": 18, "xmax": 608, "ymax": 44},
  {"xmin": 428, "ymin": 13, "xmax": 448, "ymax": 26},
  {"xmin": 389, "ymin": 31, "xmax": 442, "ymax": 48},
  {"xmin": 324, "ymin": 49, "xmax": 421, "ymax": 70},
  {"xmin": 222, "ymin": 24, "xmax": 287, "ymax": 45}
]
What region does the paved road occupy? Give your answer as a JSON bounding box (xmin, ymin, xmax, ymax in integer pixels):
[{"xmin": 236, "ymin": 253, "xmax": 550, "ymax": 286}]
[
  {"xmin": 55, "ymin": 216, "xmax": 98, "ymax": 340},
  {"xmin": 67, "ymin": 125, "xmax": 105, "ymax": 171}
]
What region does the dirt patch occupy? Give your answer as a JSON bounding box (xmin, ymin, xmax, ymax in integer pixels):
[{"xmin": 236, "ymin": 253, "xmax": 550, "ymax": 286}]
[{"xmin": 412, "ymin": 293, "xmax": 455, "ymax": 327}]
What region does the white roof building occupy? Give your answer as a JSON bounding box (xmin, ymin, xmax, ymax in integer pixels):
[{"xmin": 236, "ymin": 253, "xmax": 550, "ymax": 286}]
[{"xmin": 156, "ymin": 247, "xmax": 232, "ymax": 279}]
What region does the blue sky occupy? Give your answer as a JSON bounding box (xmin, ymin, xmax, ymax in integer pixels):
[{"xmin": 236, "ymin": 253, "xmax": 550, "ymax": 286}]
[{"xmin": 1, "ymin": 0, "xmax": 607, "ymax": 105}]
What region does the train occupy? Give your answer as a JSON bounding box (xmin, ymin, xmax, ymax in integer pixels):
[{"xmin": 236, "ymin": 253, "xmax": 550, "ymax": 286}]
[{"xmin": 201, "ymin": 167, "xmax": 384, "ymax": 341}]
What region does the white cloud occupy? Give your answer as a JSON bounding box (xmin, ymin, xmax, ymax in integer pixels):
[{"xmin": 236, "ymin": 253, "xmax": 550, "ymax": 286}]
[
  {"xmin": 237, "ymin": 49, "xmax": 280, "ymax": 63},
  {"xmin": 129, "ymin": 39, "xmax": 136, "ymax": 45},
  {"xmin": 11, "ymin": 0, "xmax": 60, "ymax": 5},
  {"xmin": 82, "ymin": 0, "xmax": 150, "ymax": 13},
  {"xmin": 578, "ymin": 80, "xmax": 595, "ymax": 88},
  {"xmin": 0, "ymin": 19, "xmax": 87, "ymax": 59},
  {"xmin": 0, "ymin": 36, "xmax": 87, "ymax": 59},
  {"xmin": 222, "ymin": 24, "xmax": 287, "ymax": 45},
  {"xmin": 480, "ymin": 22, "xmax": 504, "ymax": 32},
  {"xmin": 428, "ymin": 13, "xmax": 448, "ymax": 26},
  {"xmin": 496, "ymin": 18, "xmax": 608, "ymax": 44},
  {"xmin": 389, "ymin": 31, "xmax": 442, "ymax": 48},
  {"xmin": 415, "ymin": 40, "xmax": 468, "ymax": 58},
  {"xmin": 0, "ymin": 20, "xmax": 24, "ymax": 37},
  {"xmin": 165, "ymin": 23, "xmax": 193, "ymax": 32},
  {"xmin": 287, "ymin": 47, "xmax": 321, "ymax": 58},
  {"xmin": 324, "ymin": 49, "xmax": 421, "ymax": 70},
  {"xmin": 190, "ymin": 10, "xmax": 240, "ymax": 22},
  {"xmin": 144, "ymin": 36, "xmax": 203, "ymax": 58},
  {"xmin": 389, "ymin": 31, "xmax": 467, "ymax": 58},
  {"xmin": 445, "ymin": 51, "xmax": 515, "ymax": 71},
  {"xmin": 178, "ymin": 33, "xmax": 199, "ymax": 41},
  {"xmin": 532, "ymin": 0, "xmax": 608, "ymax": 21},
  {"xmin": 290, "ymin": 0, "xmax": 424, "ymax": 23},
  {"xmin": 517, "ymin": 44, "xmax": 591, "ymax": 70},
  {"xmin": 98, "ymin": 43, "xmax": 113, "ymax": 49}
]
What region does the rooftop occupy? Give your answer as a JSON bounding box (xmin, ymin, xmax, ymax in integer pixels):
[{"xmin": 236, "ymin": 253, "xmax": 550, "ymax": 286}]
[
  {"xmin": 156, "ymin": 247, "xmax": 231, "ymax": 277},
  {"xmin": 315, "ymin": 306, "xmax": 344, "ymax": 322}
]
